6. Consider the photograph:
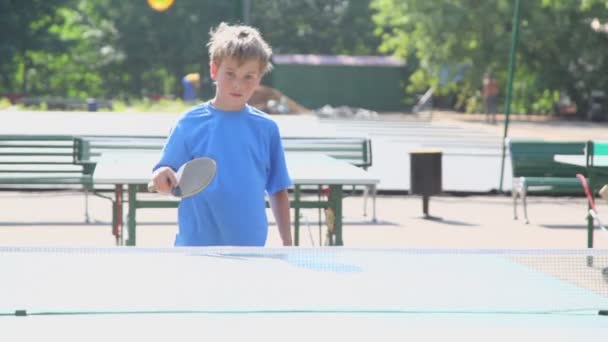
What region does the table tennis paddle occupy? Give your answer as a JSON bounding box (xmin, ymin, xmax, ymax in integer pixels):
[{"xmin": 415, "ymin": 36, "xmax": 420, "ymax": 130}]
[
  {"xmin": 148, "ymin": 157, "xmax": 216, "ymax": 198},
  {"xmin": 576, "ymin": 173, "xmax": 607, "ymax": 231}
]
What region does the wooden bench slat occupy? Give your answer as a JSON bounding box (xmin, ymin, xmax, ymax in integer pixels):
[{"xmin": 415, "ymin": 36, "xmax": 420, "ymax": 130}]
[
  {"xmin": 0, "ymin": 135, "xmax": 92, "ymax": 191},
  {"xmin": 0, "ymin": 135, "xmax": 74, "ymax": 140},
  {"xmin": 74, "ymin": 135, "xmax": 373, "ymax": 169},
  {"xmin": 0, "ymin": 175, "xmax": 91, "ymax": 183},
  {"xmin": 0, "ymin": 170, "xmax": 83, "ymax": 174},
  {"xmin": 0, "ymin": 145, "xmax": 74, "ymax": 149},
  {"xmin": 0, "ymin": 161, "xmax": 76, "ymax": 165},
  {"xmin": 0, "ymin": 153, "xmax": 75, "ymax": 157}
]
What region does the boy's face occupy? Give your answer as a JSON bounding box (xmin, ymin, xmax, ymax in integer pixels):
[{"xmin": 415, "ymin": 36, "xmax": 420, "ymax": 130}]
[{"xmin": 210, "ymin": 57, "xmax": 263, "ymax": 111}]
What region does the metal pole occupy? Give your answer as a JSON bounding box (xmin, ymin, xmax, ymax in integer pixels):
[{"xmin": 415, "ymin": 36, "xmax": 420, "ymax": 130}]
[
  {"xmin": 498, "ymin": 0, "xmax": 521, "ymax": 192},
  {"xmin": 242, "ymin": 0, "xmax": 251, "ymax": 24}
]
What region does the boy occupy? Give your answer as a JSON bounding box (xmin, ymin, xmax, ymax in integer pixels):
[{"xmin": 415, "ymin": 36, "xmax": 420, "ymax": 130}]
[{"xmin": 151, "ymin": 23, "xmax": 293, "ymax": 246}]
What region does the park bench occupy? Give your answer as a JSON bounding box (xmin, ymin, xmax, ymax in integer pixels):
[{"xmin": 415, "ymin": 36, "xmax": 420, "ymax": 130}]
[
  {"xmin": 75, "ymin": 135, "xmax": 372, "ymax": 169},
  {"xmin": 281, "ymin": 137, "xmax": 376, "ymax": 220},
  {"xmin": 507, "ymin": 138, "xmax": 586, "ymax": 224},
  {"xmin": 0, "ymin": 134, "xmax": 94, "ymax": 221}
]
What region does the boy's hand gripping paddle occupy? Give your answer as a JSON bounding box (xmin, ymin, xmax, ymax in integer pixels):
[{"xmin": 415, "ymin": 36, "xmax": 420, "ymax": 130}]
[{"xmin": 148, "ymin": 157, "xmax": 216, "ymax": 198}]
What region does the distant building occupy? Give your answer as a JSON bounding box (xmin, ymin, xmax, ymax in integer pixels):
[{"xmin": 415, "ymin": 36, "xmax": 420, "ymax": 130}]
[{"xmin": 266, "ymin": 54, "xmax": 407, "ymax": 112}]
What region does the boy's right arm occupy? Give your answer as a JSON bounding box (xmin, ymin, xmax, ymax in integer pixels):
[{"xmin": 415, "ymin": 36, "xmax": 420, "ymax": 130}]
[
  {"xmin": 151, "ymin": 166, "xmax": 178, "ymax": 194},
  {"xmin": 152, "ymin": 118, "xmax": 190, "ymax": 194}
]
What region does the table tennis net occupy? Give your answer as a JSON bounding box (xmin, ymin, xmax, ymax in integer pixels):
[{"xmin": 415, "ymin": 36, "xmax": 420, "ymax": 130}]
[{"xmin": 1, "ymin": 247, "xmax": 607, "ymax": 316}]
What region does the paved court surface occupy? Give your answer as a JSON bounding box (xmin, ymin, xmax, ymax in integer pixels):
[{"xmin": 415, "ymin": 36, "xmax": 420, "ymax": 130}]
[
  {"xmin": 0, "ymin": 190, "xmax": 605, "ymax": 249},
  {"xmin": 1, "ymin": 108, "xmax": 607, "ymax": 249}
]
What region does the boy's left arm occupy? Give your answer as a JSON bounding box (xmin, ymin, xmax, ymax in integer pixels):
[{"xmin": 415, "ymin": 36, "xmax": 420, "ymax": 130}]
[{"xmin": 269, "ymin": 189, "xmax": 292, "ymax": 246}]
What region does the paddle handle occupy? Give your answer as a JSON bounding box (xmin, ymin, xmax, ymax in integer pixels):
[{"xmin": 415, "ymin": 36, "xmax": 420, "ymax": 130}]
[{"xmin": 148, "ymin": 181, "xmax": 181, "ymax": 196}]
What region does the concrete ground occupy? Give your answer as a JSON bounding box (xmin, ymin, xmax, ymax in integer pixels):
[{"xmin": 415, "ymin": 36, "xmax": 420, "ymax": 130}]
[
  {"xmin": 428, "ymin": 110, "xmax": 608, "ymax": 141},
  {"xmin": 1, "ymin": 111, "xmax": 607, "ymax": 249},
  {"xmin": 0, "ymin": 190, "xmax": 605, "ymax": 249}
]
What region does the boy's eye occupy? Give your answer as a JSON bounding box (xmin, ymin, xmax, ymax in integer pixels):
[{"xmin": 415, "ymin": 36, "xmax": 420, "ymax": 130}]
[{"xmin": 226, "ymin": 71, "xmax": 235, "ymax": 77}]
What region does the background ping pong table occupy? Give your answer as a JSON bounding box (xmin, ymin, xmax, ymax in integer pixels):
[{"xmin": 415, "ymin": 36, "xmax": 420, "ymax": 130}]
[
  {"xmin": 92, "ymin": 151, "xmax": 379, "ymax": 246},
  {"xmin": 1, "ymin": 247, "xmax": 608, "ymax": 341}
]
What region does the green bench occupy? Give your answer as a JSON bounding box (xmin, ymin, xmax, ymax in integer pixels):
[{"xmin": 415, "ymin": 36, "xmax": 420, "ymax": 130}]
[
  {"xmin": 281, "ymin": 137, "xmax": 375, "ymax": 221},
  {"xmin": 507, "ymin": 138, "xmax": 586, "ymax": 224},
  {"xmin": 0, "ymin": 134, "xmax": 94, "ymax": 221},
  {"xmin": 282, "ymin": 137, "xmax": 372, "ymax": 169},
  {"xmin": 75, "ymin": 135, "xmax": 372, "ymax": 169}
]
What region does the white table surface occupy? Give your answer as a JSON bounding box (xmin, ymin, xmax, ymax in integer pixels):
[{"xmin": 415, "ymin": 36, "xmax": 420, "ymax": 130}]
[
  {"xmin": 2, "ymin": 247, "xmax": 608, "ymax": 342},
  {"xmin": 554, "ymin": 155, "xmax": 608, "ymax": 167},
  {"xmin": 93, "ymin": 151, "xmax": 379, "ymax": 186}
]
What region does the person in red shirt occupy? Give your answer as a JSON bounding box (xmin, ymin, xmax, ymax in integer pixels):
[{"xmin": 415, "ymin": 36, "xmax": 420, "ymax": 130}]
[{"xmin": 482, "ymin": 72, "xmax": 499, "ymax": 124}]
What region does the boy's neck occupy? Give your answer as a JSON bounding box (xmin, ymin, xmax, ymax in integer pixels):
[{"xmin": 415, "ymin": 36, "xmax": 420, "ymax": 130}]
[{"xmin": 210, "ymin": 98, "xmax": 246, "ymax": 112}]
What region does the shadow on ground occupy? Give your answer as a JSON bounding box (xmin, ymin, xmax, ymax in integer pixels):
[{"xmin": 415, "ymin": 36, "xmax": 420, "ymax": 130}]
[{"xmin": 418, "ymin": 216, "xmax": 478, "ymax": 227}]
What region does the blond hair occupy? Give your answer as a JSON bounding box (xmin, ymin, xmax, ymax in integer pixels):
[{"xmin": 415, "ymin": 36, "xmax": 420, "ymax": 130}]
[{"xmin": 207, "ymin": 22, "xmax": 273, "ymax": 74}]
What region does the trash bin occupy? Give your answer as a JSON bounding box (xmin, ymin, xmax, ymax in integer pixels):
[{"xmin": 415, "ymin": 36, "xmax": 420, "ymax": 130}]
[
  {"xmin": 409, "ymin": 150, "xmax": 442, "ymax": 217},
  {"xmin": 86, "ymin": 98, "xmax": 98, "ymax": 112}
]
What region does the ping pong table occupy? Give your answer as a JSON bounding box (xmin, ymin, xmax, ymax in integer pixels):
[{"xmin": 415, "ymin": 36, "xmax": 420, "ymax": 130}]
[
  {"xmin": 92, "ymin": 151, "xmax": 379, "ymax": 246},
  {"xmin": 1, "ymin": 247, "xmax": 608, "ymax": 340}
]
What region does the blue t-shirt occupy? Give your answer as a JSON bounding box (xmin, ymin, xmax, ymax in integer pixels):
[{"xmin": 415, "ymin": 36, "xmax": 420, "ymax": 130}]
[{"xmin": 154, "ymin": 103, "xmax": 292, "ymax": 246}]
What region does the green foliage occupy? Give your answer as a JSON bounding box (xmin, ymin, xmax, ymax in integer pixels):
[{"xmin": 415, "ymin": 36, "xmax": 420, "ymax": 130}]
[
  {"xmin": 0, "ymin": 97, "xmax": 11, "ymax": 110},
  {"xmin": 371, "ymin": 0, "xmax": 608, "ymax": 115},
  {"xmin": 0, "ymin": 0, "xmax": 75, "ymax": 94},
  {"xmin": 4, "ymin": 0, "xmax": 608, "ymax": 116},
  {"xmin": 16, "ymin": 101, "xmax": 48, "ymax": 111},
  {"xmin": 464, "ymin": 91, "xmax": 482, "ymax": 114},
  {"xmin": 131, "ymin": 98, "xmax": 193, "ymax": 113},
  {"xmin": 531, "ymin": 90, "xmax": 560, "ymax": 115},
  {"xmin": 250, "ymin": 0, "xmax": 381, "ymax": 55},
  {"xmin": 0, "ymin": 0, "xmax": 381, "ymax": 107}
]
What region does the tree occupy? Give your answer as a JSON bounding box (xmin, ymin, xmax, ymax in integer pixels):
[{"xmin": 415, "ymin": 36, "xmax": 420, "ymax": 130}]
[
  {"xmin": 1, "ymin": 0, "xmax": 384, "ymax": 101},
  {"xmin": 371, "ymin": 0, "xmax": 608, "ymax": 115},
  {"xmin": 85, "ymin": 0, "xmax": 237, "ymax": 97},
  {"xmin": 0, "ymin": 0, "xmax": 75, "ymax": 95},
  {"xmin": 251, "ymin": 0, "xmax": 381, "ymax": 55}
]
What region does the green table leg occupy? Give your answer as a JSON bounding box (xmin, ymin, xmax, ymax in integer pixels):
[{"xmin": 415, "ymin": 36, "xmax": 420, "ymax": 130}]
[
  {"xmin": 126, "ymin": 184, "xmax": 137, "ymax": 246},
  {"xmin": 294, "ymin": 185, "xmax": 301, "ymax": 246},
  {"xmin": 112, "ymin": 197, "xmax": 118, "ymax": 245},
  {"xmin": 588, "ymin": 174, "xmax": 595, "ymax": 249},
  {"xmin": 328, "ymin": 185, "xmax": 343, "ymax": 246},
  {"xmin": 318, "ymin": 185, "xmax": 323, "ymax": 244},
  {"xmin": 587, "ymin": 172, "xmax": 595, "ymax": 267},
  {"xmin": 587, "ymin": 210, "xmax": 594, "ymax": 249},
  {"xmin": 113, "ymin": 184, "xmax": 124, "ymax": 246}
]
